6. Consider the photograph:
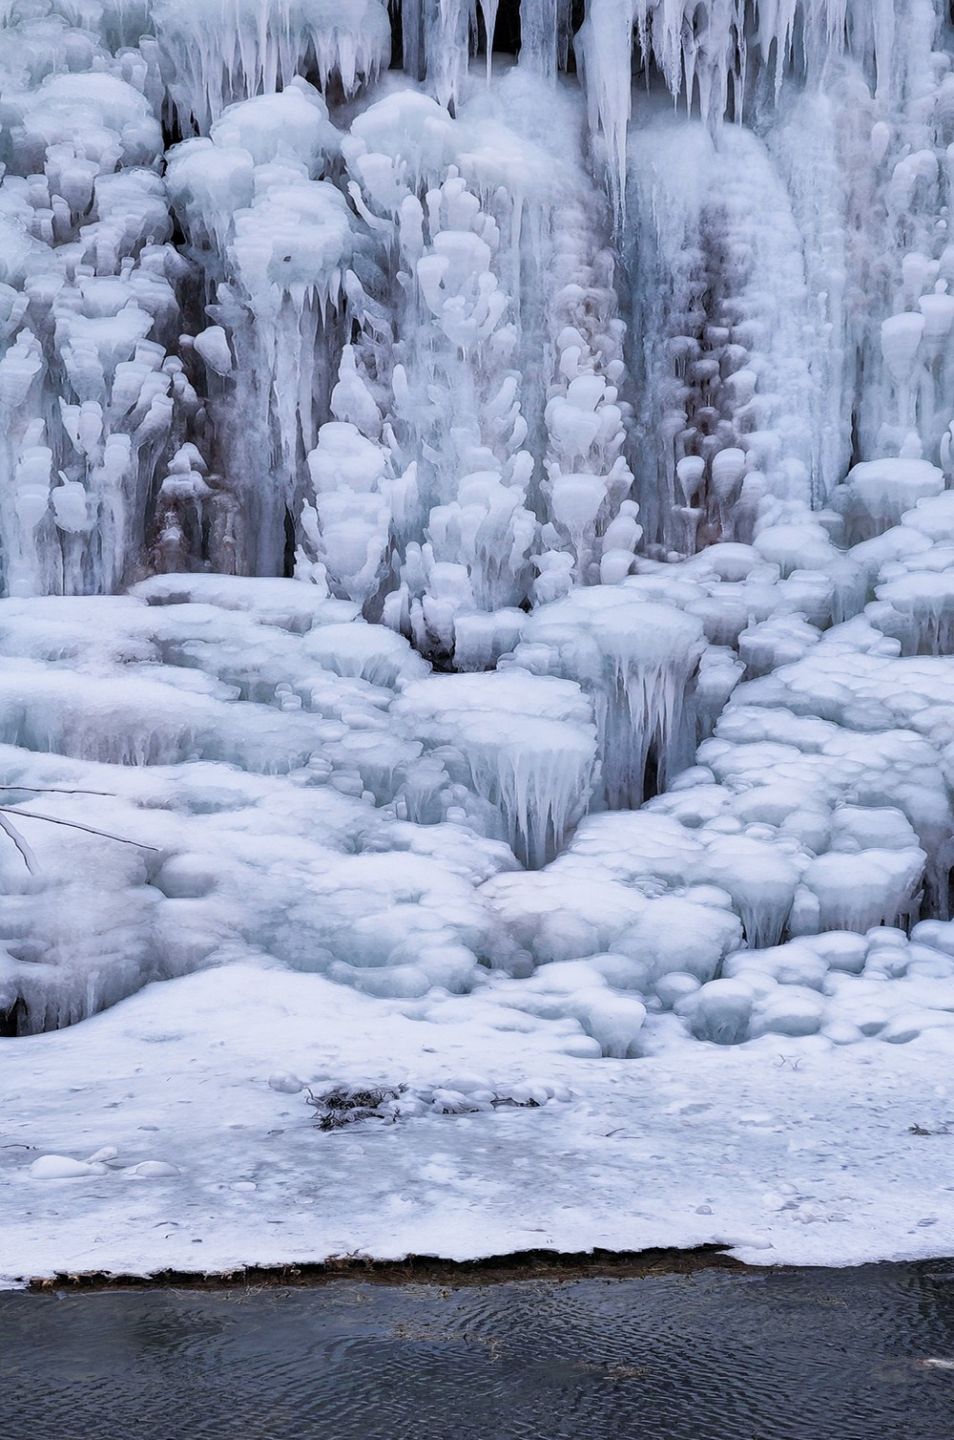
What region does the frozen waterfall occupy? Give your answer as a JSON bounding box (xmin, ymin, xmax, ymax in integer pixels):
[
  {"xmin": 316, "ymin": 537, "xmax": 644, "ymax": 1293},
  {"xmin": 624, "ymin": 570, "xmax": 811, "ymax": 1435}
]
[{"xmin": 3, "ymin": 0, "xmax": 954, "ymax": 1064}]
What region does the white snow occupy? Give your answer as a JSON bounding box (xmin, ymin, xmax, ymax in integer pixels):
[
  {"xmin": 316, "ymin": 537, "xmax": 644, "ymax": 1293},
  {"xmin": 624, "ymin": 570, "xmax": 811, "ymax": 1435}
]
[{"xmin": 3, "ymin": 961, "xmax": 954, "ymax": 1285}]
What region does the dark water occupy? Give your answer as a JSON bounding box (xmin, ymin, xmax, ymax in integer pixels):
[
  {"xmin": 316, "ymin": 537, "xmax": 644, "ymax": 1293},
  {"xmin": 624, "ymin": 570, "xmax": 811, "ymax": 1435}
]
[{"xmin": 3, "ymin": 1263, "xmax": 954, "ymax": 1439}]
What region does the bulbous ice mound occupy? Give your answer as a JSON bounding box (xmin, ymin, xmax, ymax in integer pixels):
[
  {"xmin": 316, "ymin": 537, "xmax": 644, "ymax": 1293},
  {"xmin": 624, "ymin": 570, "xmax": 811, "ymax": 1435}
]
[
  {"xmin": 3, "ymin": 71, "xmax": 162, "ymax": 172},
  {"xmin": 838, "ymin": 460, "xmax": 946, "ymax": 546},
  {"xmin": 208, "ymin": 82, "xmax": 340, "ymax": 169},
  {"xmin": 506, "ymin": 589, "xmax": 706, "ymax": 808}
]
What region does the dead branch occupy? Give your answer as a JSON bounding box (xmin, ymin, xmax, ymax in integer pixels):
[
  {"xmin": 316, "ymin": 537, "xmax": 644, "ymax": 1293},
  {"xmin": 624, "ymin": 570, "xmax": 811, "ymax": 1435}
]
[
  {"xmin": 0, "ymin": 805, "xmax": 160, "ymax": 863},
  {"xmin": 0, "ymin": 812, "xmax": 38, "ymax": 873},
  {"xmin": 0, "ymin": 785, "xmax": 114, "ymax": 796}
]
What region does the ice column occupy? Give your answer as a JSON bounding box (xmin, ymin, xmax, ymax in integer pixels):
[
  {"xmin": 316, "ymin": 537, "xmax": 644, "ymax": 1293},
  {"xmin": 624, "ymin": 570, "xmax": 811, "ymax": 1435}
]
[
  {"xmin": 167, "ymin": 82, "xmax": 357, "ymax": 576},
  {"xmin": 0, "ymin": 49, "xmax": 195, "ymax": 597}
]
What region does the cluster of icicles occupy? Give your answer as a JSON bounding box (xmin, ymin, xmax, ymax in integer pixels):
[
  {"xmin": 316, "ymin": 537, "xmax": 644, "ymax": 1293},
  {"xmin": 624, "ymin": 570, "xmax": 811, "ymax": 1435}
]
[{"xmin": 0, "ymin": 0, "xmax": 950, "ymax": 613}]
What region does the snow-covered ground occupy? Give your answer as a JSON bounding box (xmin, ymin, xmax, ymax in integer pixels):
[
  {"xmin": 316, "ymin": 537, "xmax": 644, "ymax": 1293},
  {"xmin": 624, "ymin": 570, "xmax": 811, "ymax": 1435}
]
[
  {"xmin": 4, "ymin": 961, "xmax": 954, "ymax": 1286},
  {"xmin": 3, "ymin": 0, "xmax": 954, "ymax": 1284}
]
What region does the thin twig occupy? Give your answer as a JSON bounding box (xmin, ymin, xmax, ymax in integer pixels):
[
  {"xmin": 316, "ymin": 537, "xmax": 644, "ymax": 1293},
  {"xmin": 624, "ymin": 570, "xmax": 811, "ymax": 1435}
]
[
  {"xmin": 0, "ymin": 807, "xmax": 159, "ymax": 852},
  {"xmin": 0, "ymin": 785, "xmax": 114, "ymax": 797},
  {"xmin": 0, "ymin": 813, "xmax": 38, "ymax": 873}
]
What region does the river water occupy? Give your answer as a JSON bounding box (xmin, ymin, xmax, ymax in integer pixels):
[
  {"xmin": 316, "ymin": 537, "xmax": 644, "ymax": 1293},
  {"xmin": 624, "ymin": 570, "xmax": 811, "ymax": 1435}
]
[{"xmin": 4, "ymin": 1261, "xmax": 954, "ymax": 1438}]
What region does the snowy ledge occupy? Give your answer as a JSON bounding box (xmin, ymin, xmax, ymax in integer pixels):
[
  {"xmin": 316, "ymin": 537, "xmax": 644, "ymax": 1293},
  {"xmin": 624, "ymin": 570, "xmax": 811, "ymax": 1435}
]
[{"xmin": 3, "ymin": 964, "xmax": 953, "ymax": 1288}]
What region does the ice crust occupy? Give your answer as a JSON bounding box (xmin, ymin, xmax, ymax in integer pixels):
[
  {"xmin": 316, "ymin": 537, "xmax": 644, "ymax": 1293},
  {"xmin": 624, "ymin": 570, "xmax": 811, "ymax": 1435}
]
[{"xmin": 2, "ymin": 0, "xmax": 954, "ymax": 1279}]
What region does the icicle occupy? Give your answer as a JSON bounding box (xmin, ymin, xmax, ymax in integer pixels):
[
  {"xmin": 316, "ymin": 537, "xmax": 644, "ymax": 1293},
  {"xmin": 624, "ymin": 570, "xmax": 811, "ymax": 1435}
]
[
  {"xmin": 153, "ymin": 0, "xmax": 391, "ymax": 133},
  {"xmin": 423, "ymin": 0, "xmax": 475, "ymax": 110},
  {"xmin": 478, "ymin": 0, "xmax": 499, "ymax": 81},
  {"xmin": 519, "ymin": 0, "xmax": 562, "ymax": 79},
  {"xmin": 576, "ymin": 0, "xmax": 636, "ymax": 219}
]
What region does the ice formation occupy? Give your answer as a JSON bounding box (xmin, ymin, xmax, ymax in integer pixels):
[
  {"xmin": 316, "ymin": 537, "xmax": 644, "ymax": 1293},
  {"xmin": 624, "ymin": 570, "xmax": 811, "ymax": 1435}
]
[{"xmin": 2, "ymin": 0, "xmax": 954, "ymax": 1126}]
